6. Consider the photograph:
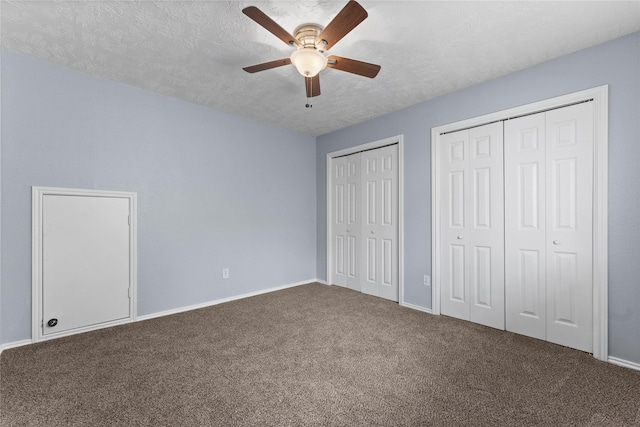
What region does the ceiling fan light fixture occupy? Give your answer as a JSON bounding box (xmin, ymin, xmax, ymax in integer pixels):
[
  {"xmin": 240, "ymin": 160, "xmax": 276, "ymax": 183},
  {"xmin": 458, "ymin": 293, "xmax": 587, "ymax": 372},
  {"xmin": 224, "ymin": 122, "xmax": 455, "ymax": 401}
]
[
  {"xmin": 290, "ymin": 48, "xmax": 327, "ymax": 77},
  {"xmin": 242, "ymin": 1, "xmax": 379, "ymax": 98}
]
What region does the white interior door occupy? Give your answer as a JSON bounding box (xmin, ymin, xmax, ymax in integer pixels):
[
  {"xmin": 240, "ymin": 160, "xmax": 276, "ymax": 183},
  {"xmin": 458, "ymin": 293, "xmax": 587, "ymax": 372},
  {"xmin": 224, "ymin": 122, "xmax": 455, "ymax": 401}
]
[
  {"xmin": 42, "ymin": 195, "xmax": 131, "ymax": 335},
  {"xmin": 545, "ymin": 102, "xmax": 593, "ymax": 352},
  {"xmin": 329, "ymin": 143, "xmax": 399, "ymax": 301},
  {"xmin": 505, "ymin": 102, "xmax": 593, "ymax": 352},
  {"xmin": 360, "ymin": 144, "xmax": 399, "ymax": 301},
  {"xmin": 505, "ymin": 112, "xmax": 547, "ymax": 340},
  {"xmin": 331, "ymin": 153, "xmax": 361, "ymax": 291},
  {"xmin": 332, "ymin": 156, "xmax": 348, "ymax": 288},
  {"xmin": 440, "ymin": 123, "xmax": 504, "ymax": 328},
  {"xmin": 434, "ymin": 87, "xmax": 607, "ymax": 359},
  {"xmin": 345, "ymin": 153, "xmax": 362, "ymax": 292},
  {"xmin": 440, "ymin": 129, "xmax": 470, "ymax": 320},
  {"xmin": 467, "ymin": 124, "xmax": 504, "ymax": 329}
]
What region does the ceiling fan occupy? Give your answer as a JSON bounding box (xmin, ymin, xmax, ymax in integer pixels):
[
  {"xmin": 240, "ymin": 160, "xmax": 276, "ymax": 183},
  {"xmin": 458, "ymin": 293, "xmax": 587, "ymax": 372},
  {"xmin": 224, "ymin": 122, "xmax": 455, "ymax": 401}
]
[{"xmin": 242, "ymin": 0, "xmax": 381, "ymax": 103}]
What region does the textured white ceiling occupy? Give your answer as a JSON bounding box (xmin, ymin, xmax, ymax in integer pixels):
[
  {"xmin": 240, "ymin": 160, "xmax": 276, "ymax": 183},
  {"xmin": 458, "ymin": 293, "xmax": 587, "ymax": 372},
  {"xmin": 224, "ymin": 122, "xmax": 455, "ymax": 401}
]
[{"xmin": 2, "ymin": 1, "xmax": 639, "ymax": 136}]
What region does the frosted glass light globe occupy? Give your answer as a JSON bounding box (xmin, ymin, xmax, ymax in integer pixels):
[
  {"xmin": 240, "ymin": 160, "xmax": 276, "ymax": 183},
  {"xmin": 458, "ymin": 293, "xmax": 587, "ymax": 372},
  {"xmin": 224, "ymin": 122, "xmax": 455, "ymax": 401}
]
[{"xmin": 290, "ymin": 48, "xmax": 328, "ymax": 77}]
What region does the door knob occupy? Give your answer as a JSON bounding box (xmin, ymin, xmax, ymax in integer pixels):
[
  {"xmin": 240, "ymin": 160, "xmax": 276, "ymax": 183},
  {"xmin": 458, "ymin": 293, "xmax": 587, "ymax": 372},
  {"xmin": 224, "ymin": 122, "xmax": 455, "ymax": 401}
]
[
  {"xmin": 370, "ymin": 230, "xmax": 376, "ymax": 234},
  {"xmin": 457, "ymin": 236, "xmax": 463, "ymax": 239},
  {"xmin": 347, "ymin": 229, "xmax": 351, "ymax": 232},
  {"xmin": 553, "ymin": 240, "xmax": 560, "ymax": 245}
]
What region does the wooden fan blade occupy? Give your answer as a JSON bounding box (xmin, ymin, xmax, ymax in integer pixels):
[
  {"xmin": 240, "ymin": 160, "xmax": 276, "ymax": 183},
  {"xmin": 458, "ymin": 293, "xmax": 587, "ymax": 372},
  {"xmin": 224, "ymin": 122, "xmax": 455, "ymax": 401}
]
[
  {"xmin": 317, "ymin": 1, "xmax": 368, "ymax": 50},
  {"xmin": 327, "ymin": 55, "xmax": 380, "ymax": 78},
  {"xmin": 305, "ymin": 75, "xmax": 321, "ymax": 98},
  {"xmin": 243, "ymin": 6, "xmax": 300, "ymax": 47},
  {"xmin": 243, "ymin": 58, "xmax": 292, "ymax": 73}
]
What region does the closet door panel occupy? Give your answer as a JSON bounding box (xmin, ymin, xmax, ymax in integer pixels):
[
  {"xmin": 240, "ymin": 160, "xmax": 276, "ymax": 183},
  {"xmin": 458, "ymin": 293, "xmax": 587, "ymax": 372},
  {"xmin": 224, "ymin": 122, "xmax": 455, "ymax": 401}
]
[
  {"xmin": 468, "ymin": 123, "xmax": 504, "ymax": 329},
  {"xmin": 505, "ymin": 112, "xmax": 547, "ymax": 340},
  {"xmin": 362, "ymin": 153, "xmax": 380, "ymax": 296},
  {"xmin": 545, "ymin": 102, "xmax": 593, "ymax": 352},
  {"xmin": 345, "ymin": 153, "xmax": 362, "ymax": 292},
  {"xmin": 330, "ymin": 154, "xmax": 362, "ymax": 291},
  {"xmin": 332, "ymin": 157, "xmax": 348, "ymax": 288},
  {"xmin": 440, "ymin": 130, "xmax": 470, "ymax": 320},
  {"xmin": 361, "ymin": 145, "xmax": 399, "ymax": 301}
]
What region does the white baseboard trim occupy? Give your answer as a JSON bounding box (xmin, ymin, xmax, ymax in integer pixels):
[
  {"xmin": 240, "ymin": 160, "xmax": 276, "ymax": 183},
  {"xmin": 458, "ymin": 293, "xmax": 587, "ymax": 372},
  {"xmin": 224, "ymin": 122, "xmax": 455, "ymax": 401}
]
[
  {"xmin": 608, "ymin": 356, "xmax": 640, "ymax": 371},
  {"xmin": 316, "ymin": 279, "xmax": 329, "ymax": 285},
  {"xmin": 0, "ymin": 339, "xmax": 32, "ymax": 355},
  {"xmin": 0, "ymin": 279, "xmax": 319, "ymax": 354},
  {"xmin": 137, "ymin": 279, "xmax": 316, "ymax": 322},
  {"xmin": 400, "ymin": 301, "xmax": 433, "ymax": 314}
]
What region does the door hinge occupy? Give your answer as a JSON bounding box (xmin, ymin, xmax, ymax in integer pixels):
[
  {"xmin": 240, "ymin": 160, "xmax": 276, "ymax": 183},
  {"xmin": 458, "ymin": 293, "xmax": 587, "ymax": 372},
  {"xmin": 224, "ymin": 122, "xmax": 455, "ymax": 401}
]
[
  {"xmin": 128, "ymin": 216, "xmax": 131, "ymax": 225},
  {"xmin": 128, "ymin": 288, "xmax": 131, "ymax": 299}
]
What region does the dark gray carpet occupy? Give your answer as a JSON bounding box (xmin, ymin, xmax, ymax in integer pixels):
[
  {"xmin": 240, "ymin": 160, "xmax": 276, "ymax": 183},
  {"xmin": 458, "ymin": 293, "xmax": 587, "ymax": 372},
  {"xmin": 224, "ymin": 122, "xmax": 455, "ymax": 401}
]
[{"xmin": 2, "ymin": 283, "xmax": 639, "ymax": 426}]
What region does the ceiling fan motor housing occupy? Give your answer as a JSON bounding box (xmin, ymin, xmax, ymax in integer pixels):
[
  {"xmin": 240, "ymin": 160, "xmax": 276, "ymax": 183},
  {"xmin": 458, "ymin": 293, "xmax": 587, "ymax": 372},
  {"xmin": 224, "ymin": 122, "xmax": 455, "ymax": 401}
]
[{"xmin": 293, "ymin": 24, "xmax": 326, "ymax": 50}]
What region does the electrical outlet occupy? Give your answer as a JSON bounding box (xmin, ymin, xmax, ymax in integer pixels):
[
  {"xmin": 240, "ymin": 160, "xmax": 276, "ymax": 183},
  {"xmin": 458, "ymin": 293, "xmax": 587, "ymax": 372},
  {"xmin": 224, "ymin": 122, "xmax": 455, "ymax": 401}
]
[
  {"xmin": 222, "ymin": 268, "xmax": 229, "ymax": 279},
  {"xmin": 424, "ymin": 275, "xmax": 431, "ymax": 287}
]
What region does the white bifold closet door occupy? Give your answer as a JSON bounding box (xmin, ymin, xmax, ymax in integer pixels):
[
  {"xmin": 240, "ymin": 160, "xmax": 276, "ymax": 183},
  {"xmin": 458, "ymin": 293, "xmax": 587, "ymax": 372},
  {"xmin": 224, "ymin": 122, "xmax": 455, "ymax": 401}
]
[
  {"xmin": 332, "ymin": 153, "xmax": 362, "ymax": 292},
  {"xmin": 440, "ymin": 122, "xmax": 505, "ymax": 329},
  {"xmin": 505, "ymin": 102, "xmax": 594, "ymax": 352},
  {"xmin": 331, "ymin": 144, "xmax": 399, "ymax": 301},
  {"xmin": 360, "ymin": 145, "xmax": 399, "ymax": 301}
]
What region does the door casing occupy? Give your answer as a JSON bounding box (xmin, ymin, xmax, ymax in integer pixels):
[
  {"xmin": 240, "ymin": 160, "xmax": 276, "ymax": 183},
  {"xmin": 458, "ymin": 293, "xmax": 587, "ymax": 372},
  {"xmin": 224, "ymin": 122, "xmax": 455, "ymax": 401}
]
[
  {"xmin": 431, "ymin": 85, "xmax": 609, "ymax": 361},
  {"xmin": 326, "ymin": 135, "xmax": 404, "ymax": 304},
  {"xmin": 32, "ymin": 186, "xmax": 138, "ymax": 343}
]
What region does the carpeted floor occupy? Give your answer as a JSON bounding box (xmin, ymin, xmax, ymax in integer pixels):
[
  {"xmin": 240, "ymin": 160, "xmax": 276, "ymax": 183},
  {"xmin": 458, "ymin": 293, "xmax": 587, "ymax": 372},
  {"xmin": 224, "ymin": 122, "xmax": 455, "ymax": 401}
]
[{"xmin": 1, "ymin": 283, "xmax": 639, "ymax": 426}]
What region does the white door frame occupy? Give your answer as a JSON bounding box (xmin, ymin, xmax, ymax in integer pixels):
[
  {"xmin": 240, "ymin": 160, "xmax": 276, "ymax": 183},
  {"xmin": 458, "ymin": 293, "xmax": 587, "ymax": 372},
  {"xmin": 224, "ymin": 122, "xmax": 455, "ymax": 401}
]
[
  {"xmin": 327, "ymin": 135, "xmax": 405, "ymax": 303},
  {"xmin": 32, "ymin": 186, "xmax": 138, "ymax": 343},
  {"xmin": 431, "ymin": 86, "xmax": 608, "ymax": 361}
]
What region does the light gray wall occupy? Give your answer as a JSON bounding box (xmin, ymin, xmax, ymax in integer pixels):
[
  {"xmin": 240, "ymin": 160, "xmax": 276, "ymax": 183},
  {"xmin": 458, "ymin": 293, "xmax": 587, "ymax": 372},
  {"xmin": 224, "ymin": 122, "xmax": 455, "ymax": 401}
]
[
  {"xmin": 1, "ymin": 49, "xmax": 317, "ymax": 344},
  {"xmin": 316, "ymin": 32, "xmax": 640, "ymax": 364}
]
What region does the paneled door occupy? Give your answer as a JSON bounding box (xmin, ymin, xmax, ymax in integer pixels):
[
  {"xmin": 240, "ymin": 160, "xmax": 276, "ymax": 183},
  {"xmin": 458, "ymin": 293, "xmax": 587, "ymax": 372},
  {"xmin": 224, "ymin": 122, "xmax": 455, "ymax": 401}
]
[
  {"xmin": 439, "ymin": 129, "xmax": 470, "ymax": 320},
  {"xmin": 505, "ymin": 102, "xmax": 594, "ymax": 352},
  {"xmin": 42, "ymin": 194, "xmax": 131, "ymax": 336},
  {"xmin": 504, "ymin": 112, "xmax": 547, "ymax": 340},
  {"xmin": 434, "ymin": 87, "xmax": 607, "ymax": 358},
  {"xmin": 440, "ymin": 122, "xmax": 505, "ymax": 329},
  {"xmin": 330, "ymin": 144, "xmax": 399, "ymax": 301},
  {"xmin": 361, "ymin": 144, "xmax": 399, "ymax": 301},
  {"xmin": 331, "ymin": 153, "xmax": 362, "ymax": 292},
  {"xmin": 545, "ymin": 103, "xmax": 593, "ymax": 352}
]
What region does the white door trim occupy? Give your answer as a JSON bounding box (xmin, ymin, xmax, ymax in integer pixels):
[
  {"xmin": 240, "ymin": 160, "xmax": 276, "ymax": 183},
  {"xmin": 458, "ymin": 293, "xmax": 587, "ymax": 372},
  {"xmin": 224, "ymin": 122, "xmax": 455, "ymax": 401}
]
[
  {"xmin": 326, "ymin": 135, "xmax": 404, "ymax": 303},
  {"xmin": 32, "ymin": 186, "xmax": 138, "ymax": 343},
  {"xmin": 431, "ymin": 85, "xmax": 608, "ymax": 361}
]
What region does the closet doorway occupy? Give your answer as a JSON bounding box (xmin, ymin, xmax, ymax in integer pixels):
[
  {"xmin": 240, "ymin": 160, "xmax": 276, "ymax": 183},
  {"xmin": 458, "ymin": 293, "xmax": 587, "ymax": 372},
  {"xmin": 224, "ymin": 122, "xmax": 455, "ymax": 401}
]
[
  {"xmin": 327, "ymin": 136, "xmax": 404, "ymax": 303},
  {"xmin": 431, "ymin": 86, "xmax": 608, "ymax": 360}
]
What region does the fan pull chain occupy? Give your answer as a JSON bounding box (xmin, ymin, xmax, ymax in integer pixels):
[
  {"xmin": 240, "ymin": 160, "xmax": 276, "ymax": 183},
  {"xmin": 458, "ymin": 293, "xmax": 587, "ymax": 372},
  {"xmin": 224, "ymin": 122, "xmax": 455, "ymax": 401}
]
[{"xmin": 306, "ymin": 77, "xmax": 313, "ymax": 109}]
